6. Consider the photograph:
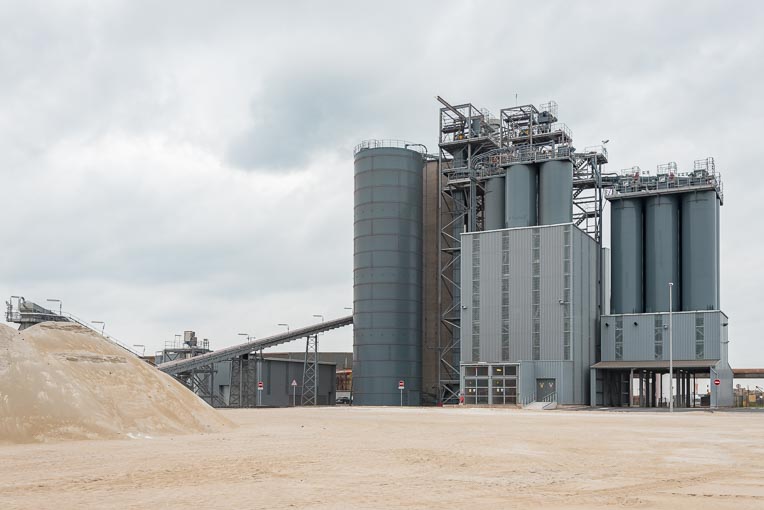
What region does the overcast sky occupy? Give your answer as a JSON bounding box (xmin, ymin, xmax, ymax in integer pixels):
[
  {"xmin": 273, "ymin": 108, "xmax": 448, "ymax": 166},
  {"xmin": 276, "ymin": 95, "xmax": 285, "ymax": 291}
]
[{"xmin": 1, "ymin": 1, "xmax": 763, "ymax": 367}]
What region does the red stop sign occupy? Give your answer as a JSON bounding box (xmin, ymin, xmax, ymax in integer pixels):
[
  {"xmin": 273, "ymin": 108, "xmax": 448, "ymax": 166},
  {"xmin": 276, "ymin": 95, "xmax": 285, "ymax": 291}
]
[{"xmin": 713, "ymin": 378, "xmax": 721, "ymax": 386}]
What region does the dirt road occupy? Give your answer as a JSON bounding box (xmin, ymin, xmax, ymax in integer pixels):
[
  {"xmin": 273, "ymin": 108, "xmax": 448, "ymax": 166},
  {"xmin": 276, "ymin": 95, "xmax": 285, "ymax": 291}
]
[{"xmin": 1, "ymin": 407, "xmax": 762, "ymax": 509}]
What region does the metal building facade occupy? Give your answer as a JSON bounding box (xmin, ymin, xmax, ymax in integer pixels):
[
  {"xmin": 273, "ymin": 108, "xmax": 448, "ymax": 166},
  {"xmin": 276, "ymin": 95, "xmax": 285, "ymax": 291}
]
[
  {"xmin": 459, "ymin": 223, "xmax": 597, "ymax": 405},
  {"xmin": 597, "ymin": 310, "xmax": 733, "ymax": 407}
]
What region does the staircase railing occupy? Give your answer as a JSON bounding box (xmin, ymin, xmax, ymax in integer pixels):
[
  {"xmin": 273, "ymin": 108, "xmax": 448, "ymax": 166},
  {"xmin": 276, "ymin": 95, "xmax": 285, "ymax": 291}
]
[{"xmin": 60, "ymin": 311, "xmax": 141, "ymax": 357}]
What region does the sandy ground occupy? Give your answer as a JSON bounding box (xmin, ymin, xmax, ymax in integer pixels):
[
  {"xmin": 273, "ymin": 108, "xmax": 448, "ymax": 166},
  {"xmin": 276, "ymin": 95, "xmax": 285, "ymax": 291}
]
[{"xmin": 0, "ymin": 407, "xmax": 762, "ymax": 509}]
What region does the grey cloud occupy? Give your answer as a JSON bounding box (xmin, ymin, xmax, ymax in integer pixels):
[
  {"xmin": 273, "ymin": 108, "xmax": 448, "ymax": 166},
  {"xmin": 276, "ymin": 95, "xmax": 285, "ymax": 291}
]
[{"xmin": 1, "ymin": 1, "xmax": 763, "ymax": 362}]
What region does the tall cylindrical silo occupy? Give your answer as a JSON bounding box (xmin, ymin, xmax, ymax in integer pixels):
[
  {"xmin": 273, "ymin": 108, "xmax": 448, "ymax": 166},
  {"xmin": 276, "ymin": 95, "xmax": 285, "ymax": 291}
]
[
  {"xmin": 715, "ymin": 195, "xmax": 720, "ymax": 307},
  {"xmin": 681, "ymin": 190, "xmax": 720, "ymax": 311},
  {"xmin": 610, "ymin": 198, "xmax": 644, "ymax": 314},
  {"xmin": 505, "ymin": 164, "xmax": 538, "ymax": 227},
  {"xmin": 644, "ymin": 194, "xmax": 681, "ymax": 313},
  {"xmin": 538, "ymin": 160, "xmax": 573, "ymax": 225},
  {"xmin": 353, "ymin": 145, "xmax": 423, "ymax": 406},
  {"xmin": 483, "ymin": 176, "xmax": 506, "ymax": 230}
]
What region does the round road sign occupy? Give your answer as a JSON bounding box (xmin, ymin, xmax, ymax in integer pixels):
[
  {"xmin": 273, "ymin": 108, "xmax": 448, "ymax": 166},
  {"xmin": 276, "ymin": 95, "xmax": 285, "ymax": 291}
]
[
  {"xmin": 713, "ymin": 378, "xmax": 721, "ymax": 386},
  {"xmin": 258, "ymin": 381, "xmax": 264, "ymax": 390}
]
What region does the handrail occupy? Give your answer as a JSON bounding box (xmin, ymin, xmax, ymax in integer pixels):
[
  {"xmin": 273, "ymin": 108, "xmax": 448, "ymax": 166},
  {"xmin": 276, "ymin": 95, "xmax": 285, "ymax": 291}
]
[
  {"xmin": 60, "ymin": 311, "xmax": 142, "ymax": 357},
  {"xmin": 540, "ymin": 391, "xmax": 557, "ymax": 403},
  {"xmin": 353, "ymin": 139, "xmax": 427, "ymax": 156}
]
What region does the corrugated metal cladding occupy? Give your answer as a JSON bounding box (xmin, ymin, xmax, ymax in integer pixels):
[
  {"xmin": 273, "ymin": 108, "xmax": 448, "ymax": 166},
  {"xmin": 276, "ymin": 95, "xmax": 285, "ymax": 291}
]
[
  {"xmin": 516, "ymin": 361, "xmax": 574, "ymax": 404},
  {"xmin": 505, "ymin": 164, "xmax": 537, "ymax": 227},
  {"xmin": 483, "ymin": 176, "xmax": 506, "ymax": 230},
  {"xmin": 353, "ymin": 147, "xmax": 423, "ymax": 406},
  {"xmin": 600, "ymin": 310, "xmax": 727, "ymax": 362},
  {"xmin": 538, "ymin": 160, "xmax": 573, "ymax": 225},
  {"xmin": 610, "ymin": 198, "xmax": 643, "ymax": 314},
  {"xmin": 644, "ymin": 195, "xmax": 681, "ymax": 313},
  {"xmin": 460, "ymin": 223, "xmax": 598, "ymax": 404},
  {"xmin": 609, "ymin": 189, "xmax": 721, "ymax": 315},
  {"xmin": 681, "ymin": 190, "xmax": 720, "ymax": 311}
]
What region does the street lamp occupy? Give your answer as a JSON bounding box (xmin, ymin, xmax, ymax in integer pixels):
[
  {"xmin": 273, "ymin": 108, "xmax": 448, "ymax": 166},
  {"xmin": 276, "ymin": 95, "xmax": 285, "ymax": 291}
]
[
  {"xmin": 278, "ymin": 323, "xmax": 290, "ymax": 333},
  {"xmin": 238, "ymin": 332, "xmax": 255, "ymax": 342},
  {"xmin": 91, "ymin": 320, "xmax": 106, "ymax": 335},
  {"xmin": 313, "ymin": 314, "xmax": 324, "ymax": 336},
  {"xmin": 669, "ymin": 282, "xmax": 674, "ymax": 413},
  {"xmin": 132, "ymin": 344, "xmax": 145, "ymax": 356},
  {"xmin": 46, "ymin": 298, "xmax": 62, "ymax": 316}
]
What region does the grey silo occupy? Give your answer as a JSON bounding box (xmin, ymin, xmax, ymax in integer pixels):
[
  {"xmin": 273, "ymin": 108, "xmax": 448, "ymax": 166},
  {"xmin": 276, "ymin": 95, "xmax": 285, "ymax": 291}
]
[
  {"xmin": 505, "ymin": 164, "xmax": 538, "ymax": 227},
  {"xmin": 715, "ymin": 194, "xmax": 720, "ymax": 307},
  {"xmin": 610, "ymin": 198, "xmax": 644, "ymax": 314},
  {"xmin": 538, "ymin": 160, "xmax": 573, "ymax": 225},
  {"xmin": 681, "ymin": 190, "xmax": 720, "ymax": 311},
  {"xmin": 644, "ymin": 194, "xmax": 681, "ymax": 313},
  {"xmin": 483, "ymin": 176, "xmax": 506, "ymax": 230},
  {"xmin": 353, "ymin": 146, "xmax": 423, "ymax": 406}
]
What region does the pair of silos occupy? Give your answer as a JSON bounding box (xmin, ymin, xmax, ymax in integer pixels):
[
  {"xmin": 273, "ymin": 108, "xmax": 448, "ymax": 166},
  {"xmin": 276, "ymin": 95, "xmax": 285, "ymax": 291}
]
[
  {"xmin": 353, "ymin": 146, "xmax": 423, "ymax": 406},
  {"xmin": 483, "ymin": 160, "xmax": 574, "ymax": 230},
  {"xmin": 610, "ymin": 190, "xmax": 720, "ymax": 314}
]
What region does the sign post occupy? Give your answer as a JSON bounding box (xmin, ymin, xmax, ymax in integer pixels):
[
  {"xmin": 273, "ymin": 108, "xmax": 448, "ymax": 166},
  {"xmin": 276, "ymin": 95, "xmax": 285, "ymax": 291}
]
[
  {"xmin": 291, "ymin": 379, "xmax": 298, "ymax": 407},
  {"xmin": 398, "ymin": 380, "xmax": 405, "ymax": 407},
  {"xmin": 257, "ymin": 380, "xmax": 263, "ymax": 407}
]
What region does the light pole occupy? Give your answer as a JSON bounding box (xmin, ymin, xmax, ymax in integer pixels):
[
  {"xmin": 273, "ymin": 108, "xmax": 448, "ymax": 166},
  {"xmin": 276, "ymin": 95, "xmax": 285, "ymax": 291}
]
[
  {"xmin": 46, "ymin": 298, "xmax": 62, "ymax": 316},
  {"xmin": 313, "ymin": 314, "xmax": 324, "ymax": 333},
  {"xmin": 277, "ymin": 323, "xmax": 290, "ymax": 333},
  {"xmin": 669, "ymin": 282, "xmax": 674, "ymax": 413},
  {"xmin": 132, "ymin": 344, "xmax": 145, "ymax": 356},
  {"xmin": 238, "ymin": 332, "xmax": 252, "ymax": 342},
  {"xmin": 91, "ymin": 320, "xmax": 106, "ymax": 335}
]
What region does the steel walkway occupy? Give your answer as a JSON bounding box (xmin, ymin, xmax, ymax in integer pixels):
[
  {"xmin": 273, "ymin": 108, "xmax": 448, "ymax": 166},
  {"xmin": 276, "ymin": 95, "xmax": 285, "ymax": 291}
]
[{"xmin": 157, "ymin": 315, "xmax": 353, "ymax": 375}]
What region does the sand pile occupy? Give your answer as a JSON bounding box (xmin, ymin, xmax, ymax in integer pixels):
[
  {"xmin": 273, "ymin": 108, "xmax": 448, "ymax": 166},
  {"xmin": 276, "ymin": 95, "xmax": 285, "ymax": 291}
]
[{"xmin": 0, "ymin": 322, "xmax": 232, "ymax": 443}]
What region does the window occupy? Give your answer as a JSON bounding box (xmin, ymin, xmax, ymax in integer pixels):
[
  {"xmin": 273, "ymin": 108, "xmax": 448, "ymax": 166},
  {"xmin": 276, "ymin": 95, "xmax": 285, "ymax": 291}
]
[
  {"xmin": 532, "ymin": 229, "xmax": 541, "ymax": 360},
  {"xmin": 654, "ymin": 315, "xmax": 663, "ymax": 360},
  {"xmin": 501, "ymin": 232, "xmax": 510, "ymax": 361},
  {"xmin": 615, "ymin": 316, "xmax": 623, "ymax": 360},
  {"xmin": 695, "ymin": 313, "xmax": 705, "ymax": 359},
  {"xmin": 462, "ymin": 363, "xmax": 518, "ymax": 405},
  {"xmin": 471, "ymin": 236, "xmax": 481, "ymax": 362},
  {"xmin": 563, "ymin": 227, "xmax": 572, "ymax": 360}
]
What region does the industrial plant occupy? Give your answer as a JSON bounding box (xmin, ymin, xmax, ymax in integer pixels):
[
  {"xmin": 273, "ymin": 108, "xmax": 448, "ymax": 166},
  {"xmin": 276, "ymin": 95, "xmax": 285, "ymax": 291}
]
[
  {"xmin": 352, "ymin": 97, "xmax": 734, "ymax": 407},
  {"xmin": 3, "ymin": 96, "xmax": 739, "ymax": 410}
]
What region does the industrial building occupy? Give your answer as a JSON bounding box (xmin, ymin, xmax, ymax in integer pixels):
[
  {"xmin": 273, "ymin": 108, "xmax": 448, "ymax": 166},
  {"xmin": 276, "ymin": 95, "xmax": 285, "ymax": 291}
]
[
  {"xmin": 4, "ymin": 298, "xmax": 347, "ymax": 408},
  {"xmin": 155, "ymin": 323, "xmax": 349, "ymax": 407},
  {"xmin": 594, "ymin": 160, "xmax": 733, "ymax": 407},
  {"xmin": 353, "ymin": 96, "xmax": 733, "ymax": 407}
]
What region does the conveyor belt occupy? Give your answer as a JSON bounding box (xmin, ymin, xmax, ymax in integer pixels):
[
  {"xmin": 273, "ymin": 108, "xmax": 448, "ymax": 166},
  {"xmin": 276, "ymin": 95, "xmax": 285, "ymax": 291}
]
[{"xmin": 157, "ymin": 315, "xmax": 353, "ymax": 375}]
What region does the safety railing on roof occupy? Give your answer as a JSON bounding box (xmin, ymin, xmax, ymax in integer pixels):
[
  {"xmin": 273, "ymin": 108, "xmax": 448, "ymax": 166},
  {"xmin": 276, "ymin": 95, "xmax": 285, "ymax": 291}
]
[
  {"xmin": 450, "ymin": 145, "xmax": 576, "ymax": 182},
  {"xmin": 610, "ymin": 164, "xmax": 723, "ymax": 202},
  {"xmin": 353, "ymin": 139, "xmax": 427, "ymax": 156}
]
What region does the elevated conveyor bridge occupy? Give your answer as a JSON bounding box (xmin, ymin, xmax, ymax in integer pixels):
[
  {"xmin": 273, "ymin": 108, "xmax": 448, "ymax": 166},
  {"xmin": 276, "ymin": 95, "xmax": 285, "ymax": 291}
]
[{"xmin": 157, "ymin": 315, "xmax": 353, "ymax": 376}]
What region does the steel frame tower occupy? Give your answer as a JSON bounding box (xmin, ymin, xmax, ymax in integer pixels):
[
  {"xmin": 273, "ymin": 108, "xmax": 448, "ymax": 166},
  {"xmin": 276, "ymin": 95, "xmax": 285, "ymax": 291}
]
[
  {"xmin": 436, "ymin": 97, "xmax": 610, "ymax": 404},
  {"xmin": 301, "ymin": 334, "xmax": 319, "ymax": 406}
]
